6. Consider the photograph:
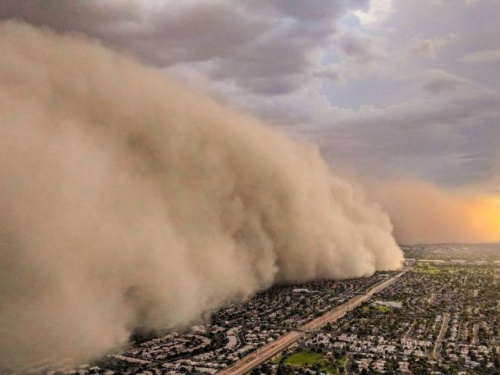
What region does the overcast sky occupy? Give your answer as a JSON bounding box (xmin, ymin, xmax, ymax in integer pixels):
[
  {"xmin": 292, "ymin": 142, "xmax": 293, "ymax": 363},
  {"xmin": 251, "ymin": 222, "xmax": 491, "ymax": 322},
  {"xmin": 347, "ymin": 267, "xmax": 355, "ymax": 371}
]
[{"xmin": 2, "ymin": 0, "xmax": 500, "ymax": 194}]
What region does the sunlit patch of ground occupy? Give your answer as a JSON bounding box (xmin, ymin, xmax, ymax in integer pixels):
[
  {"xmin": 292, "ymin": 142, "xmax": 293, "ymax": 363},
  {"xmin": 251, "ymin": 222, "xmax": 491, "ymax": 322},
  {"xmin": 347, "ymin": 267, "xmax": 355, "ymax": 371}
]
[{"xmin": 277, "ymin": 350, "xmax": 346, "ymax": 374}]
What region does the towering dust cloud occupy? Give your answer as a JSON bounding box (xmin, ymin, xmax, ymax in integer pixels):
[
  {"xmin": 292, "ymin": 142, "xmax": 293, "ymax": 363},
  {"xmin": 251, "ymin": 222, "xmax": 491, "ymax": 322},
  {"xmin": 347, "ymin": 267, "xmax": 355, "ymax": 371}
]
[{"xmin": 0, "ymin": 22, "xmax": 403, "ymax": 369}]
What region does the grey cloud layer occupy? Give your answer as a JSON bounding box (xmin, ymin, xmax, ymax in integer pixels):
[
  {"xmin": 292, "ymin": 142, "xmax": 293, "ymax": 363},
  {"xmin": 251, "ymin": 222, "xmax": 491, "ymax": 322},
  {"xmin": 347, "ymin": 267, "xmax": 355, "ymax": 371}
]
[
  {"xmin": 304, "ymin": 89, "xmax": 500, "ymax": 186},
  {"xmin": 1, "ymin": 1, "xmax": 499, "ymax": 189},
  {"xmin": 0, "ymin": 0, "xmax": 368, "ymax": 95},
  {"xmin": 4, "ymin": 0, "xmax": 498, "ymax": 190}
]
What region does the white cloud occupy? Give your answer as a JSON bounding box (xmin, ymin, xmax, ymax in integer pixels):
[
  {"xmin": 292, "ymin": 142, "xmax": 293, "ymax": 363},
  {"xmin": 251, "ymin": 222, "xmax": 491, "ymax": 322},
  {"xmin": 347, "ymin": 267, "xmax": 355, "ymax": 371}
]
[{"xmin": 354, "ymin": 0, "xmax": 394, "ymax": 26}]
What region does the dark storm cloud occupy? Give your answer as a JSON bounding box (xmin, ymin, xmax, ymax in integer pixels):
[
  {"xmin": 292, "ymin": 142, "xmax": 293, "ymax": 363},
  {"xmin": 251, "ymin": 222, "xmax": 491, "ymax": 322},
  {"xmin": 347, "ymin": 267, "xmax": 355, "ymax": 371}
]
[{"xmin": 0, "ymin": 0, "xmax": 368, "ymax": 95}]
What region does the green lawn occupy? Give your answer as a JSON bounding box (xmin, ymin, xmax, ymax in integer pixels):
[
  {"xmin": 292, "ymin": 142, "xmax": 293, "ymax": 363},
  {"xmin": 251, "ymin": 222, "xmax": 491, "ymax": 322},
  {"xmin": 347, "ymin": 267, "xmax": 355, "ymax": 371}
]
[
  {"xmin": 415, "ymin": 263, "xmax": 440, "ymax": 274},
  {"xmin": 282, "ymin": 350, "xmax": 346, "ymax": 375},
  {"xmin": 362, "ymin": 305, "xmax": 392, "ymax": 313},
  {"xmin": 284, "ymin": 350, "xmax": 323, "ymax": 366},
  {"xmin": 374, "ymin": 305, "xmax": 392, "ymax": 313}
]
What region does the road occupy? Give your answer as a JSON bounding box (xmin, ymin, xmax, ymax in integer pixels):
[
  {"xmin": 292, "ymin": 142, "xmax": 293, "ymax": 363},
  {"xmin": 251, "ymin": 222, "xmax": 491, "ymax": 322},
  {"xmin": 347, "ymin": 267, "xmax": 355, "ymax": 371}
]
[
  {"xmin": 219, "ymin": 268, "xmax": 410, "ymax": 375},
  {"xmin": 472, "ymin": 323, "xmax": 480, "ymax": 345},
  {"xmin": 433, "ymin": 312, "xmax": 450, "ymax": 360},
  {"xmin": 402, "ymin": 320, "xmax": 416, "ymax": 341}
]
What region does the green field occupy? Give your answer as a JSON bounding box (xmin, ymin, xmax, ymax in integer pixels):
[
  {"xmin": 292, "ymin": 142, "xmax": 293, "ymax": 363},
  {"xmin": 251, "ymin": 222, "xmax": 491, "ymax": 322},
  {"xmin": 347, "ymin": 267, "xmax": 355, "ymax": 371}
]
[
  {"xmin": 415, "ymin": 263, "xmax": 440, "ymax": 274},
  {"xmin": 282, "ymin": 350, "xmax": 346, "ymax": 374},
  {"xmin": 374, "ymin": 305, "xmax": 392, "ymax": 313},
  {"xmin": 285, "ymin": 350, "xmax": 323, "ymax": 366},
  {"xmin": 362, "ymin": 305, "xmax": 392, "ymax": 313}
]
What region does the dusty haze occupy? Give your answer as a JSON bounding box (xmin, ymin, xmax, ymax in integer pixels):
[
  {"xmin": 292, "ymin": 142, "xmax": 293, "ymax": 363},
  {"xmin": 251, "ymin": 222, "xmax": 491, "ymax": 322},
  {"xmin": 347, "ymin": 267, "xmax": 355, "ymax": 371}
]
[
  {"xmin": 366, "ymin": 180, "xmax": 500, "ymax": 245},
  {"xmin": 0, "ymin": 22, "xmax": 403, "ymax": 370}
]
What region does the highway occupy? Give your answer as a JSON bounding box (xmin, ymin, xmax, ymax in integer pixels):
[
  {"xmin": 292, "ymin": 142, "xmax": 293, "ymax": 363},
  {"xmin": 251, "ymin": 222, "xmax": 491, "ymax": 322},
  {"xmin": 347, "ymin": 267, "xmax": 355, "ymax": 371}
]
[{"xmin": 219, "ymin": 268, "xmax": 410, "ymax": 375}]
